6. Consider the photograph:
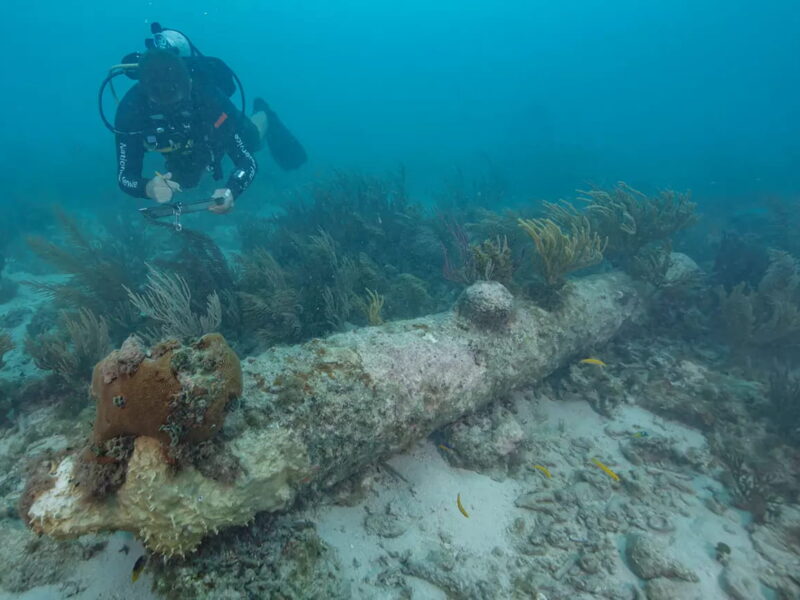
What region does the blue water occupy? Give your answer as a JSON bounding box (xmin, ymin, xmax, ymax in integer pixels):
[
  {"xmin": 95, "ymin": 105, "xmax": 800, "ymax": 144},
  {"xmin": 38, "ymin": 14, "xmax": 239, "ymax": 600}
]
[
  {"xmin": 1, "ymin": 4, "xmax": 800, "ymax": 598},
  {"xmin": 1, "ymin": 0, "xmax": 798, "ymax": 210}
]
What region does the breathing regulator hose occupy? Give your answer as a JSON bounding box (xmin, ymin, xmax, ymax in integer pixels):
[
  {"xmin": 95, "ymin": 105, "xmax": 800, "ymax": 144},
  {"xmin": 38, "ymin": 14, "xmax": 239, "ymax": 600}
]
[
  {"xmin": 98, "ymin": 60, "xmax": 246, "ymax": 136},
  {"xmin": 98, "ymin": 64, "xmax": 140, "ymax": 135}
]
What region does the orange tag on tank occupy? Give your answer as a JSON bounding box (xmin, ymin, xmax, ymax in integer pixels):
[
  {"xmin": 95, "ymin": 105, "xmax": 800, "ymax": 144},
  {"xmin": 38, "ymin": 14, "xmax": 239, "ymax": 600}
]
[{"xmin": 214, "ymin": 112, "xmax": 228, "ymax": 128}]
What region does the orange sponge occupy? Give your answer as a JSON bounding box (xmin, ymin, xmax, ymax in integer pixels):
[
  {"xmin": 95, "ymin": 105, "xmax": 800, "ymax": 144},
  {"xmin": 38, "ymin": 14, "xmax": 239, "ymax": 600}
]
[{"xmin": 91, "ymin": 333, "xmax": 242, "ymax": 451}]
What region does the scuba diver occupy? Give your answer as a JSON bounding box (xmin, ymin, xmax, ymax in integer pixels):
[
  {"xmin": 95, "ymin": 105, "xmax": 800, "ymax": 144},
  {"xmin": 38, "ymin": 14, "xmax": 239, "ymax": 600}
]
[{"xmin": 104, "ymin": 23, "xmax": 307, "ymax": 215}]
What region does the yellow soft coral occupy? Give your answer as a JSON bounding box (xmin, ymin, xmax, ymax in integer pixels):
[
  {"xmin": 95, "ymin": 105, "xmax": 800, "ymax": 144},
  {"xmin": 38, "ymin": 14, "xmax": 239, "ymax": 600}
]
[
  {"xmin": 518, "ymin": 213, "xmax": 606, "ymax": 288},
  {"xmin": 364, "ymin": 288, "xmax": 385, "ymax": 326}
]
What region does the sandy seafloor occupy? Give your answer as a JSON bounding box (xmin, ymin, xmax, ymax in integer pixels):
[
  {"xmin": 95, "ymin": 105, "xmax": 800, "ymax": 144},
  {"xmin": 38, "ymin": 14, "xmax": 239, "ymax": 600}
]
[
  {"xmin": 0, "ymin": 267, "xmax": 796, "ymax": 600},
  {"xmin": 310, "ymin": 396, "xmax": 780, "ymax": 600}
]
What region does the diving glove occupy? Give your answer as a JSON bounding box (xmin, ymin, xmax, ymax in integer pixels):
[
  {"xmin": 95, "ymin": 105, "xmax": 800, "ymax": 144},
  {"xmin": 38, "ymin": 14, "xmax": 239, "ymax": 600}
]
[{"xmin": 145, "ymin": 172, "xmax": 182, "ymax": 203}]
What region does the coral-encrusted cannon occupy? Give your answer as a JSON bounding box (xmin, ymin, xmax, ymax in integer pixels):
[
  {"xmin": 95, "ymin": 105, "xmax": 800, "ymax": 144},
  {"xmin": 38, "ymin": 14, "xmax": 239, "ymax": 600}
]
[
  {"xmin": 23, "ymin": 272, "xmax": 641, "ymax": 556},
  {"xmin": 21, "ymin": 333, "xmax": 309, "ymax": 557}
]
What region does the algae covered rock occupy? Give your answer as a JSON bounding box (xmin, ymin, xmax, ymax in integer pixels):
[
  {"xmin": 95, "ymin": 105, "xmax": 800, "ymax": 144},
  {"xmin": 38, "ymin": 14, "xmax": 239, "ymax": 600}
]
[
  {"xmin": 443, "ymin": 403, "xmax": 525, "ymax": 479},
  {"xmin": 625, "ymin": 533, "xmax": 698, "ymax": 582},
  {"xmin": 664, "ymin": 252, "xmax": 702, "ymax": 285}
]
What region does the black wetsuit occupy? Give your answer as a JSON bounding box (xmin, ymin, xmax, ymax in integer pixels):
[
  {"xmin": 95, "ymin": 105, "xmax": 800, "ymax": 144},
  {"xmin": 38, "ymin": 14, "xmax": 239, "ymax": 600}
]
[{"xmin": 115, "ymin": 81, "xmax": 259, "ymax": 200}]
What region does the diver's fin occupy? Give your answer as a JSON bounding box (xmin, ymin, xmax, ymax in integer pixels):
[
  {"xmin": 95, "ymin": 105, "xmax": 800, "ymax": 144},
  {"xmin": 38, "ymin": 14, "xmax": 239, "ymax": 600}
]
[
  {"xmin": 257, "ymin": 99, "xmax": 307, "ymax": 171},
  {"xmin": 253, "ymin": 97, "xmax": 270, "ymax": 114}
]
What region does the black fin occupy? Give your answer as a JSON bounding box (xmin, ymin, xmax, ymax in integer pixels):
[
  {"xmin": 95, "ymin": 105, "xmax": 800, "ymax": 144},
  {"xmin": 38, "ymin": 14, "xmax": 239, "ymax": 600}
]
[
  {"xmin": 253, "ymin": 97, "xmax": 270, "ymax": 114},
  {"xmin": 265, "ymin": 108, "xmax": 308, "ymax": 171}
]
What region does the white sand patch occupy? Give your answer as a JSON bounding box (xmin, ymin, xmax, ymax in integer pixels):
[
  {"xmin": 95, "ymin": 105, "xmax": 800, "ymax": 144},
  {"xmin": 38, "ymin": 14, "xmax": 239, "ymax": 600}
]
[
  {"xmin": 315, "ymin": 393, "xmax": 769, "ymax": 599},
  {"xmin": 0, "ymin": 533, "xmax": 157, "ymax": 600},
  {"xmin": 389, "ymin": 442, "xmax": 519, "ymax": 550},
  {"xmin": 316, "ymin": 440, "xmax": 524, "ymax": 598}
]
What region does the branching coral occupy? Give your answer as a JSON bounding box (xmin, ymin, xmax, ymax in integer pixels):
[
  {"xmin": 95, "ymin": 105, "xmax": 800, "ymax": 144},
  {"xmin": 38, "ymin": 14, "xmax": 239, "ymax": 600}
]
[
  {"xmin": 441, "ymin": 229, "xmax": 514, "ymax": 287},
  {"xmin": 235, "ymin": 220, "xmax": 395, "ymax": 345},
  {"xmin": 164, "ymin": 228, "xmax": 236, "ymax": 317},
  {"xmin": 470, "ymin": 236, "xmax": 514, "ymax": 286},
  {"xmin": 308, "ymin": 230, "xmax": 365, "ymax": 331},
  {"xmin": 25, "ymin": 210, "xmax": 236, "ymax": 345},
  {"xmin": 270, "ymin": 170, "xmax": 444, "ymax": 282},
  {"xmin": 363, "ymin": 289, "xmax": 385, "ymax": 326},
  {"xmin": 235, "ymin": 249, "xmax": 302, "ymax": 345},
  {"xmin": 24, "ymin": 309, "xmax": 111, "ymax": 384},
  {"xmin": 518, "ymin": 211, "xmax": 606, "ymax": 289},
  {"xmin": 642, "ymin": 253, "xmax": 709, "ymax": 338},
  {"xmin": 229, "ymin": 171, "xmax": 526, "ymax": 339},
  {"xmin": 717, "ymin": 250, "xmax": 800, "ymax": 355},
  {"xmin": 722, "ymin": 450, "xmax": 780, "ymax": 523},
  {"xmin": 278, "ymin": 170, "xmax": 425, "ymax": 273},
  {"xmin": 762, "ymin": 195, "xmax": 800, "ymax": 257},
  {"xmin": 628, "ymin": 242, "xmax": 672, "ymax": 287},
  {"xmin": 126, "ymin": 264, "xmax": 222, "ymax": 342},
  {"xmin": 713, "ymin": 232, "xmax": 770, "ymax": 292},
  {"xmin": 440, "ymin": 218, "xmax": 474, "ymax": 284},
  {"xmin": 25, "ymin": 208, "xmax": 143, "ymax": 336},
  {"xmin": 580, "ymin": 182, "xmax": 697, "ymax": 266},
  {"xmin": 304, "ymin": 169, "xmax": 414, "ymax": 227},
  {"xmin": 437, "ymin": 205, "xmax": 535, "ymax": 290},
  {"xmin": 716, "ymin": 283, "xmax": 756, "ymax": 351},
  {"xmin": 386, "ymin": 273, "xmax": 435, "ymax": 319}
]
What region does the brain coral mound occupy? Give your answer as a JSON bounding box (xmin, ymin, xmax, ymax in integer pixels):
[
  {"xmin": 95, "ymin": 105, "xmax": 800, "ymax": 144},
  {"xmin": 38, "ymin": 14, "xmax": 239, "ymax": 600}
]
[{"xmin": 91, "ymin": 333, "xmax": 242, "ymax": 452}]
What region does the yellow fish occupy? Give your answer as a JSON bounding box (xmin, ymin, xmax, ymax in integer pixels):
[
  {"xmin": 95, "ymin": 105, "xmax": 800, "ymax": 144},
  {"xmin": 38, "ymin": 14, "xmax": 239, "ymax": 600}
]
[
  {"xmin": 456, "ymin": 493, "xmax": 470, "ymax": 518},
  {"xmin": 131, "ymin": 555, "xmax": 147, "ymax": 583},
  {"xmin": 579, "ymin": 358, "xmax": 607, "ymax": 367},
  {"xmin": 531, "ymin": 464, "xmax": 552, "ymax": 478},
  {"xmin": 591, "ymin": 458, "xmax": 620, "ymax": 481}
]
